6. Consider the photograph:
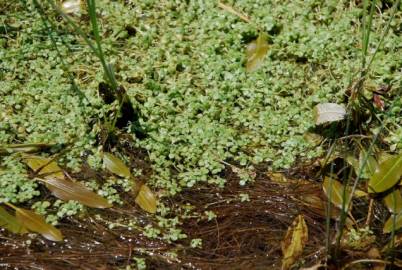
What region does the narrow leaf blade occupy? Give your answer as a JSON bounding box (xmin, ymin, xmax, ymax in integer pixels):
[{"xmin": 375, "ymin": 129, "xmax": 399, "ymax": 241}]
[
  {"xmin": 0, "ymin": 206, "xmax": 28, "ymax": 234},
  {"xmin": 135, "ymin": 184, "xmax": 157, "ymax": 214},
  {"xmin": 103, "ymin": 152, "xmax": 131, "ymax": 178},
  {"xmin": 313, "ymin": 103, "xmax": 346, "ymax": 125},
  {"xmin": 281, "ymin": 215, "xmax": 308, "ymax": 270},
  {"xmin": 368, "ymin": 153, "xmax": 402, "ymax": 193},
  {"xmin": 41, "ymin": 178, "xmax": 112, "ymax": 208},
  {"xmin": 15, "ymin": 208, "xmax": 63, "ymax": 241},
  {"xmin": 0, "ymin": 143, "xmax": 54, "ymax": 154}
]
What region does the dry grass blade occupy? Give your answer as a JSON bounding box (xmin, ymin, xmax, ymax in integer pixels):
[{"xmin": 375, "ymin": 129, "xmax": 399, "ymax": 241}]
[
  {"xmin": 15, "ymin": 207, "xmax": 63, "ymax": 241},
  {"xmin": 218, "ymin": 2, "xmax": 251, "ymax": 23},
  {"xmin": 38, "ymin": 177, "xmax": 112, "ymax": 208}
]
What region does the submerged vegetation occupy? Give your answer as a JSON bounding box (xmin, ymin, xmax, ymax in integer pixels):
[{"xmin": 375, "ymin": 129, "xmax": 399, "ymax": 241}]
[{"xmin": 1, "ymin": 0, "xmax": 402, "ymax": 269}]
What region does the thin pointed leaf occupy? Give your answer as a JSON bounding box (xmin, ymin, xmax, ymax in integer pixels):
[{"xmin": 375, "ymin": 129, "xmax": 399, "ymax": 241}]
[
  {"xmin": 135, "ymin": 184, "xmax": 157, "ymax": 214},
  {"xmin": 23, "ymin": 155, "xmax": 64, "ymax": 179},
  {"xmin": 322, "ymin": 177, "xmax": 351, "ymax": 210},
  {"xmin": 383, "ymin": 190, "xmax": 402, "ymax": 214},
  {"xmin": 313, "ymin": 103, "xmax": 346, "ymax": 125},
  {"xmin": 103, "ymin": 152, "xmax": 132, "ymax": 178},
  {"xmin": 15, "ymin": 208, "xmax": 63, "ymax": 241},
  {"xmin": 281, "ymin": 215, "xmax": 308, "ymax": 270},
  {"xmin": 246, "ymin": 33, "xmax": 269, "ymax": 72},
  {"xmin": 383, "ymin": 213, "xmax": 402, "ymax": 233},
  {"xmin": 0, "ymin": 143, "xmax": 54, "ymax": 154},
  {"xmin": 39, "ymin": 178, "xmax": 112, "ymax": 208},
  {"xmin": 368, "ymin": 153, "xmax": 402, "ymax": 193},
  {"xmin": 0, "ymin": 206, "xmax": 28, "ymax": 234}
]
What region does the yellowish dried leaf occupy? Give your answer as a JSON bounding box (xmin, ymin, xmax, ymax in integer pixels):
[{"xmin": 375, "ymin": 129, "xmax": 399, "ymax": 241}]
[
  {"xmin": 135, "ymin": 184, "xmax": 157, "ymax": 214},
  {"xmin": 246, "ymin": 33, "xmax": 269, "ymax": 72},
  {"xmin": 281, "ymin": 215, "xmax": 308, "ymax": 270},
  {"xmin": 0, "ymin": 206, "xmax": 28, "ymax": 234},
  {"xmin": 322, "ymin": 177, "xmax": 352, "ymax": 211},
  {"xmin": 23, "ymin": 155, "xmax": 64, "ymax": 180},
  {"xmin": 103, "ymin": 152, "xmax": 132, "ymax": 179},
  {"xmin": 39, "ymin": 177, "xmax": 112, "ymax": 208},
  {"xmin": 15, "ymin": 207, "xmax": 63, "ymax": 241}
]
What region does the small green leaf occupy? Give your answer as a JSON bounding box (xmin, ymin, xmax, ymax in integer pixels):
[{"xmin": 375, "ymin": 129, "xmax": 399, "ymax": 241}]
[
  {"xmin": 346, "ymin": 154, "xmax": 360, "ymax": 175},
  {"xmin": 15, "ymin": 207, "xmax": 63, "ymax": 241},
  {"xmin": 23, "ymin": 155, "xmax": 64, "ymax": 180},
  {"xmin": 368, "ymin": 153, "xmax": 402, "ymax": 193},
  {"xmin": 281, "ymin": 215, "xmax": 308, "ymax": 270},
  {"xmin": 0, "ymin": 205, "xmax": 28, "ymax": 234},
  {"xmin": 383, "ymin": 190, "xmax": 402, "ymax": 214},
  {"xmin": 39, "ymin": 177, "xmax": 112, "ymax": 209},
  {"xmin": 103, "ymin": 152, "xmax": 132, "ymax": 178},
  {"xmin": 313, "ymin": 103, "xmax": 346, "ymax": 125},
  {"xmin": 135, "ymin": 184, "xmax": 157, "ymax": 214},
  {"xmin": 322, "ymin": 177, "xmax": 351, "ymax": 210},
  {"xmin": 246, "ymin": 32, "xmax": 269, "ymax": 72},
  {"xmin": 358, "ymin": 149, "xmax": 378, "ymax": 178},
  {"xmin": 383, "ymin": 213, "xmax": 402, "ymax": 233}
]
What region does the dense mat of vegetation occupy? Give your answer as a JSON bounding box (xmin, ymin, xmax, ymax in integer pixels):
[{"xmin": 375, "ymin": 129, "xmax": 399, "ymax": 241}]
[{"xmin": 1, "ymin": 1, "xmax": 401, "ymax": 269}]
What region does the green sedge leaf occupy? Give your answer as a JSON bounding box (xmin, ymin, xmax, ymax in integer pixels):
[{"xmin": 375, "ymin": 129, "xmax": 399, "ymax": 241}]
[
  {"xmin": 322, "ymin": 177, "xmax": 351, "ymax": 210},
  {"xmin": 368, "ymin": 153, "xmax": 402, "ymax": 193},
  {"xmin": 23, "ymin": 155, "xmax": 64, "ymax": 180},
  {"xmin": 0, "ymin": 205, "xmax": 28, "ymax": 234},
  {"xmin": 15, "ymin": 207, "xmax": 63, "ymax": 241},
  {"xmin": 383, "ymin": 189, "xmax": 402, "ymax": 214},
  {"xmin": 39, "ymin": 178, "xmax": 112, "ymax": 209},
  {"xmin": 246, "ymin": 32, "xmax": 269, "ymax": 72},
  {"xmin": 103, "ymin": 152, "xmax": 132, "ymax": 179},
  {"xmin": 281, "ymin": 215, "xmax": 308, "ymax": 270},
  {"xmin": 135, "ymin": 184, "xmax": 157, "ymax": 214},
  {"xmin": 383, "ymin": 213, "xmax": 402, "ymax": 233}
]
